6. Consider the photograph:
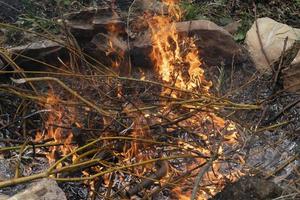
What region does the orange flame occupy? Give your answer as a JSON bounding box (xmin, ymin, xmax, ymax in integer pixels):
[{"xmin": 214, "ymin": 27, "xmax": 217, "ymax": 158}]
[
  {"xmin": 35, "ymin": 91, "xmax": 76, "ymax": 165},
  {"xmin": 148, "ymin": 1, "xmax": 210, "ymax": 93},
  {"xmin": 145, "ymin": 1, "xmax": 242, "ymax": 199}
]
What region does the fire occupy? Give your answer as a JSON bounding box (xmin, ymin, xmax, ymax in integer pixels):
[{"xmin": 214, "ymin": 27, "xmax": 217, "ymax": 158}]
[
  {"xmin": 29, "ymin": 1, "xmax": 242, "ymax": 199},
  {"xmin": 35, "ymin": 91, "xmax": 76, "ymax": 165},
  {"xmin": 123, "ymin": 103, "xmax": 151, "ymax": 162},
  {"xmin": 145, "ymin": 1, "xmax": 241, "ymax": 199},
  {"xmin": 173, "ymin": 187, "xmax": 192, "ymax": 200},
  {"xmin": 148, "ymin": 1, "xmax": 211, "ymax": 93}
]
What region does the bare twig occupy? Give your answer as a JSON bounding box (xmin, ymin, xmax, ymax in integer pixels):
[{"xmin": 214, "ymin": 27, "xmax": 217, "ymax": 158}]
[
  {"xmin": 11, "ymin": 77, "xmax": 112, "ymax": 117},
  {"xmin": 253, "ymin": 3, "xmax": 274, "ymax": 74},
  {"xmin": 264, "ymin": 97, "xmax": 300, "ymax": 124},
  {"xmin": 0, "ymin": 109, "xmax": 51, "ymax": 130},
  {"xmin": 0, "ymin": 1, "xmax": 21, "ymax": 12},
  {"xmin": 15, "ymin": 141, "xmax": 28, "ymax": 178},
  {"xmin": 191, "ymin": 154, "xmax": 218, "ymax": 200},
  {"xmin": 272, "ymin": 36, "xmax": 289, "ymax": 91},
  {"xmin": 265, "ymin": 154, "xmax": 299, "ymax": 179}
]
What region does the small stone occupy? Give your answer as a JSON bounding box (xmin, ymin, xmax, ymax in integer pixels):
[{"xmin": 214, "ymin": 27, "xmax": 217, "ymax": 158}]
[
  {"xmin": 7, "ymin": 179, "xmax": 66, "ymax": 200},
  {"xmin": 0, "ymin": 159, "xmax": 19, "ymax": 181}
]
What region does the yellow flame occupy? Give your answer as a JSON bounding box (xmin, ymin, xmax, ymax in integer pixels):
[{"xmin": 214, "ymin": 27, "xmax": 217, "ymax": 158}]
[
  {"xmin": 148, "ymin": 1, "xmax": 210, "ymax": 93},
  {"xmin": 35, "ymin": 91, "xmax": 76, "ymax": 165}
]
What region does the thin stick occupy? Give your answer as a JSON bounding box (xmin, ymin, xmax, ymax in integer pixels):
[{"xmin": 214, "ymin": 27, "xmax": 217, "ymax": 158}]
[
  {"xmin": 0, "ymin": 109, "xmax": 51, "ymax": 130},
  {"xmin": 0, "ymin": 142, "xmax": 70, "ymax": 152},
  {"xmin": 264, "ymin": 97, "xmax": 300, "ymax": 124},
  {"xmin": 265, "ymin": 154, "xmax": 299, "ymax": 179},
  {"xmin": 272, "ymin": 36, "xmax": 288, "ymax": 91},
  {"xmin": 11, "ymin": 77, "xmax": 112, "ymax": 117},
  {"xmin": 190, "ymin": 154, "xmax": 218, "ymax": 200},
  {"xmin": 15, "ymin": 141, "xmax": 28, "ymax": 178},
  {"xmin": 0, "ymin": 1, "xmax": 21, "ymax": 12},
  {"xmin": 253, "ymin": 3, "xmax": 273, "ymax": 73},
  {"xmin": 126, "ymin": 0, "xmax": 138, "ymax": 76}
]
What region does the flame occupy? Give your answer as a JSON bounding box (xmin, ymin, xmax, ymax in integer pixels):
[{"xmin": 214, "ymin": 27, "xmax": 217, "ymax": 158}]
[
  {"xmin": 105, "ymin": 4, "xmax": 125, "ymax": 73},
  {"xmin": 148, "ymin": 1, "xmax": 211, "ymax": 93},
  {"xmin": 30, "ymin": 1, "xmax": 243, "ymax": 199},
  {"xmin": 34, "ymin": 131, "xmax": 43, "ymax": 142},
  {"xmin": 144, "ymin": 1, "xmax": 242, "ymax": 199},
  {"xmin": 123, "ymin": 103, "xmax": 150, "ymax": 160},
  {"xmin": 35, "ymin": 91, "xmax": 76, "ymax": 165},
  {"xmin": 173, "ymin": 187, "xmax": 192, "ymax": 200}
]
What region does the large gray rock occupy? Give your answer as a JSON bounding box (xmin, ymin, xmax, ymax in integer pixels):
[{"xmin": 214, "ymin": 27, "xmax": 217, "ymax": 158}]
[
  {"xmin": 7, "ymin": 179, "xmax": 66, "ymax": 200},
  {"xmin": 245, "ymin": 17, "xmax": 300, "ymax": 74}
]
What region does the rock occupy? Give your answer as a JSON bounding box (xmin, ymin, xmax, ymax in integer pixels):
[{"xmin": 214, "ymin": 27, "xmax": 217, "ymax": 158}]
[
  {"xmin": 0, "ymin": 58, "xmax": 3, "ymax": 70},
  {"xmin": 182, "ymin": 20, "xmax": 246, "ymax": 66},
  {"xmin": 0, "ymin": 0, "xmax": 22, "ymax": 23},
  {"xmin": 64, "ymin": 1, "xmax": 166, "ymax": 41},
  {"xmin": 63, "ymin": 7, "xmax": 126, "ymax": 40},
  {"xmin": 291, "ymin": 50, "xmax": 300, "ymax": 66},
  {"xmin": 4, "ymin": 39, "xmax": 67, "ymax": 70},
  {"xmin": 176, "ymin": 20, "xmax": 232, "ymax": 36},
  {"xmin": 0, "ymin": 194, "xmax": 9, "ymax": 200},
  {"xmin": 283, "ymin": 50, "xmax": 300, "ymax": 92},
  {"xmin": 245, "ymin": 17, "xmax": 300, "ymax": 74},
  {"xmin": 7, "ymin": 179, "xmax": 66, "ymax": 200},
  {"xmin": 224, "ymin": 20, "xmax": 241, "ymax": 35},
  {"xmin": 85, "ymin": 19, "xmax": 246, "ymax": 73},
  {"xmin": 211, "ymin": 176, "xmax": 282, "ymax": 200},
  {"xmin": 0, "ymin": 159, "xmax": 26, "ymax": 196},
  {"xmin": 0, "ymin": 159, "xmax": 20, "ymax": 181},
  {"xmin": 131, "ymin": 19, "xmax": 245, "ymax": 68},
  {"xmin": 84, "ymin": 33, "xmax": 130, "ymax": 75},
  {"xmin": 9, "ymin": 40, "xmax": 62, "ymax": 53}
]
